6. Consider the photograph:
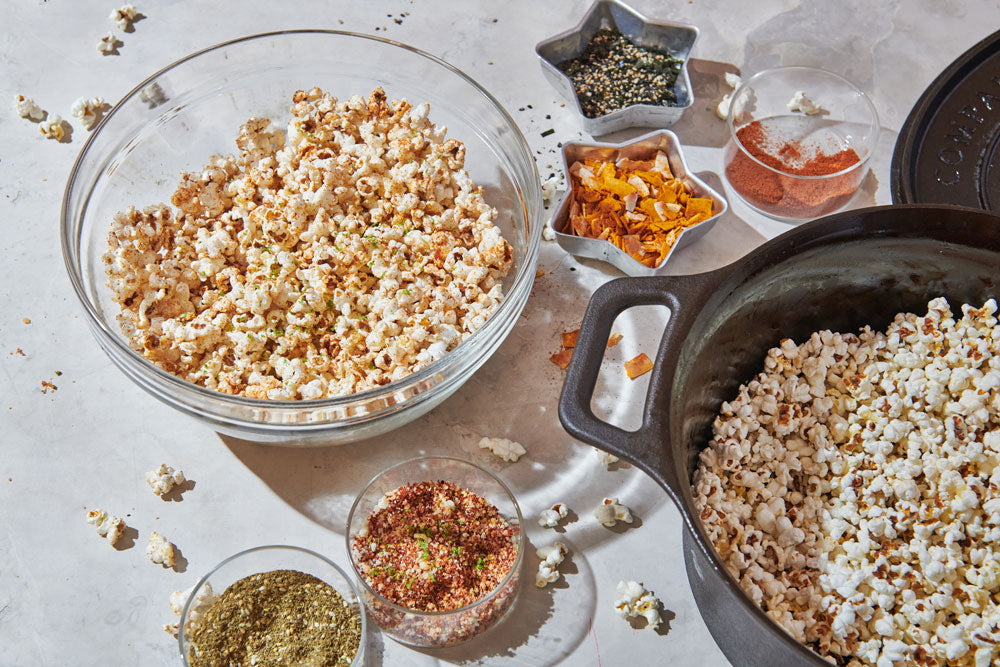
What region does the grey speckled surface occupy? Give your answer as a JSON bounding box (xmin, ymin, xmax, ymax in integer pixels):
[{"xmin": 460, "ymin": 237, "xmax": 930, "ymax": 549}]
[{"xmin": 2, "ymin": 1, "xmax": 997, "ymax": 665}]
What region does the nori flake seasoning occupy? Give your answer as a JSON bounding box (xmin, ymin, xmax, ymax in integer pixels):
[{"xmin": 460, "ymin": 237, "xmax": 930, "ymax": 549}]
[
  {"xmin": 557, "ymin": 28, "xmax": 684, "ymax": 118},
  {"xmin": 189, "ymin": 569, "xmax": 361, "ymax": 666}
]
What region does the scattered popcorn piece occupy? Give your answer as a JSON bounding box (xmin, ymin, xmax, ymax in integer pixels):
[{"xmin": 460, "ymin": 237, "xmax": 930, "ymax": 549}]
[
  {"xmin": 716, "ymin": 93, "xmax": 735, "ymax": 120},
  {"xmin": 478, "ymin": 436, "xmax": 526, "ymax": 462},
  {"xmin": 715, "ymin": 72, "xmax": 742, "ymax": 120},
  {"xmin": 71, "ymin": 96, "xmax": 108, "ymax": 131},
  {"xmin": 39, "ymin": 115, "xmax": 66, "ymax": 142},
  {"xmin": 538, "ymin": 502, "xmax": 569, "ymax": 528},
  {"xmin": 146, "ymin": 531, "xmax": 176, "ymax": 568},
  {"xmin": 594, "ymin": 447, "xmax": 620, "ymax": 468},
  {"xmin": 787, "ymin": 90, "xmax": 824, "ymax": 115},
  {"xmin": 145, "ymin": 463, "xmax": 186, "ymax": 497},
  {"xmin": 86, "ymin": 509, "xmax": 126, "ymax": 546},
  {"xmin": 138, "ymin": 82, "xmax": 166, "ymax": 108},
  {"xmin": 535, "ymin": 541, "xmax": 568, "ymax": 587},
  {"xmin": 542, "ymin": 225, "xmax": 557, "ymax": 241},
  {"xmin": 614, "ymin": 580, "xmax": 662, "ymax": 630},
  {"xmin": 550, "ymin": 348, "xmax": 573, "ymax": 370},
  {"xmin": 624, "ymin": 353, "xmax": 653, "ymax": 379},
  {"xmin": 14, "ymin": 94, "xmax": 45, "ymax": 121},
  {"xmin": 164, "ymin": 582, "xmax": 216, "ymax": 638},
  {"xmin": 594, "ymin": 497, "xmax": 633, "ymax": 527},
  {"xmin": 541, "ymin": 174, "xmax": 563, "ymax": 207},
  {"xmin": 110, "ymin": 4, "xmax": 139, "ymax": 31},
  {"xmin": 562, "ymin": 329, "xmax": 580, "ymax": 349},
  {"xmin": 97, "ymin": 33, "xmax": 120, "ymax": 55},
  {"xmin": 606, "ymin": 333, "xmax": 623, "ymax": 348}
]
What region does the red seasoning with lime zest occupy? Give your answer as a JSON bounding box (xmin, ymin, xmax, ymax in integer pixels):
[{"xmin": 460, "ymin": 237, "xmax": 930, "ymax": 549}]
[{"xmin": 352, "ymin": 480, "xmax": 518, "ymax": 613}]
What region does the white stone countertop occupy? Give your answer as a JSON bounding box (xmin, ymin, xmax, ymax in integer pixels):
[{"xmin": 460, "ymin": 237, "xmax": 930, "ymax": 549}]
[{"xmin": 2, "ymin": 1, "xmax": 998, "ymax": 665}]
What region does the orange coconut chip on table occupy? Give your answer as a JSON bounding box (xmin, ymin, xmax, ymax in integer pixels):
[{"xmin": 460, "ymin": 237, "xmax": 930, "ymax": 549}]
[{"xmin": 564, "ymin": 152, "xmax": 715, "ymax": 268}]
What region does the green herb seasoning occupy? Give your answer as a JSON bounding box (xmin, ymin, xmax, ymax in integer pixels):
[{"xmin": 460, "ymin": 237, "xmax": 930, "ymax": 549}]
[
  {"xmin": 189, "ymin": 569, "xmax": 361, "ymax": 667},
  {"xmin": 556, "ymin": 28, "xmax": 684, "ymax": 118}
]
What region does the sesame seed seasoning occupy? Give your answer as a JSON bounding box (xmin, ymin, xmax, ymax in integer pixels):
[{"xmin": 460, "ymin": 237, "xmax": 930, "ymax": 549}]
[
  {"xmin": 557, "ymin": 28, "xmax": 684, "ymax": 118},
  {"xmin": 353, "ymin": 481, "xmax": 518, "ymax": 612}
]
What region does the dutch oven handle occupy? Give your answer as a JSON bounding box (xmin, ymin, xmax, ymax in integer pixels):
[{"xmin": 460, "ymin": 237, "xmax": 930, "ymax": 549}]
[{"xmin": 558, "ymin": 271, "xmax": 723, "ymax": 500}]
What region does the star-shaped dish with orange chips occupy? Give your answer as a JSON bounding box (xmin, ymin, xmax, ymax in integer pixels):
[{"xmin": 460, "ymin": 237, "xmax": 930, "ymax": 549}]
[{"xmin": 548, "ymin": 129, "xmax": 728, "ymax": 277}]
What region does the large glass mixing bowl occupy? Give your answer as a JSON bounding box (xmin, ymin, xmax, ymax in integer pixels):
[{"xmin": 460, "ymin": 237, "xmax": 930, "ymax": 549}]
[{"xmin": 61, "ymin": 31, "xmax": 542, "ymax": 444}]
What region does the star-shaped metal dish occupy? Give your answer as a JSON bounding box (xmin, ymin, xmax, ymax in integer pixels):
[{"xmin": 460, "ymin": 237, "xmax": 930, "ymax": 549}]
[
  {"xmin": 535, "ymin": 0, "xmax": 699, "ymax": 135},
  {"xmin": 548, "ymin": 129, "xmax": 728, "ymax": 277}
]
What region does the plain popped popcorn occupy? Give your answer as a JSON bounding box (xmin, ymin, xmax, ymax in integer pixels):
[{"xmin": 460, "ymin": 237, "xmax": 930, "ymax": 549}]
[
  {"xmin": 103, "ymin": 88, "xmax": 513, "ymax": 400},
  {"xmin": 478, "ymin": 436, "xmax": 526, "ymax": 462},
  {"xmin": 614, "ymin": 580, "xmax": 662, "ymax": 630},
  {"xmin": 694, "ymin": 298, "xmax": 1000, "ymax": 666},
  {"xmin": 535, "ymin": 541, "xmax": 568, "ymax": 587},
  {"xmin": 145, "ymin": 463, "xmax": 185, "ymax": 497},
  {"xmin": 146, "ymin": 531, "xmax": 176, "ymax": 568},
  {"xmin": 86, "ymin": 509, "xmax": 125, "ymax": 546},
  {"xmin": 538, "ymin": 502, "xmax": 569, "ymax": 528}
]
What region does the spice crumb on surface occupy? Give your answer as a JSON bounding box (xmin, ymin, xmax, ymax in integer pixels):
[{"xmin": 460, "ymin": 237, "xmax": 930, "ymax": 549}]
[
  {"xmin": 40, "ymin": 380, "xmax": 58, "ymax": 394},
  {"xmin": 624, "ymin": 353, "xmax": 653, "ymax": 379},
  {"xmin": 561, "ymin": 329, "xmax": 580, "ymax": 349},
  {"xmin": 549, "ymin": 348, "xmax": 573, "ymax": 370},
  {"xmin": 189, "ymin": 570, "xmax": 360, "ymax": 666},
  {"xmin": 352, "ymin": 480, "xmax": 519, "ymax": 612},
  {"xmin": 22, "ymin": 318, "xmax": 30, "ymax": 324}
]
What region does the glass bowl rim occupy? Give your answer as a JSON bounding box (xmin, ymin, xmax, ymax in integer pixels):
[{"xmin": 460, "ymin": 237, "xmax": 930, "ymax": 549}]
[
  {"xmin": 344, "ymin": 455, "xmax": 526, "ymax": 618},
  {"xmin": 725, "ymin": 65, "xmax": 880, "ymax": 180},
  {"xmin": 177, "ymin": 543, "xmax": 367, "ymax": 666},
  {"xmin": 60, "ymin": 28, "xmax": 542, "ymax": 414}
]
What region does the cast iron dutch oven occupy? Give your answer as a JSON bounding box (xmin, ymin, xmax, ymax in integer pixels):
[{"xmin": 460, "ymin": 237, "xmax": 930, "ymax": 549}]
[{"xmin": 559, "ymin": 204, "xmax": 1000, "ymax": 666}]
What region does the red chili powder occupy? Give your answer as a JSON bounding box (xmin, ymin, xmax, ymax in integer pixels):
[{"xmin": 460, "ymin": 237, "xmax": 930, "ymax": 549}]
[{"xmin": 726, "ymin": 120, "xmax": 862, "ymax": 216}]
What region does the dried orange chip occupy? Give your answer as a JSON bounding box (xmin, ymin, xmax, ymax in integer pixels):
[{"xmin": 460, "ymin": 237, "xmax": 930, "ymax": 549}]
[
  {"xmin": 686, "ymin": 197, "xmax": 714, "ymax": 218},
  {"xmin": 562, "ymin": 329, "xmax": 580, "ymax": 349},
  {"xmin": 607, "ymin": 333, "xmax": 623, "ymax": 348},
  {"xmin": 550, "ymin": 348, "xmax": 573, "ymax": 370},
  {"xmin": 624, "ymin": 353, "xmax": 654, "ymax": 379}
]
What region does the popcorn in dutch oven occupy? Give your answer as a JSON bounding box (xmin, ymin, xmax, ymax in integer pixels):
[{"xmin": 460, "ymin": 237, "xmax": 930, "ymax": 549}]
[{"xmin": 693, "ymin": 297, "xmax": 1000, "ymax": 666}]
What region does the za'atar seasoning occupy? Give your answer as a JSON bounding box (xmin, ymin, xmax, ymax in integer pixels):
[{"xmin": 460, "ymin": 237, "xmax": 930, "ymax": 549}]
[
  {"xmin": 557, "ymin": 28, "xmax": 684, "ymax": 118},
  {"xmin": 188, "ymin": 569, "xmax": 361, "ymax": 667}
]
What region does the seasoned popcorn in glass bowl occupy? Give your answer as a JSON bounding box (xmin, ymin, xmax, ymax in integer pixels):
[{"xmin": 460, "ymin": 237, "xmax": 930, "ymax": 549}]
[{"xmin": 62, "ymin": 31, "xmax": 541, "ymax": 444}]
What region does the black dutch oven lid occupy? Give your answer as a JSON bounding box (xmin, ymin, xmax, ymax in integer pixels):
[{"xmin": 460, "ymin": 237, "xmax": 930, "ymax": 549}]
[{"xmin": 891, "ymin": 28, "xmax": 1000, "ymax": 209}]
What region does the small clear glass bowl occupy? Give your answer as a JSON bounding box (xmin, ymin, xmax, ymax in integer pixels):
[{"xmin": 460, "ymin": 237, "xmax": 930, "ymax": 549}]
[
  {"xmin": 61, "ymin": 30, "xmax": 541, "ymax": 445},
  {"xmin": 345, "ymin": 456, "xmax": 524, "ymax": 647},
  {"xmin": 722, "ymin": 66, "xmax": 879, "ymax": 222},
  {"xmin": 178, "ymin": 545, "xmax": 366, "ymax": 666}
]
